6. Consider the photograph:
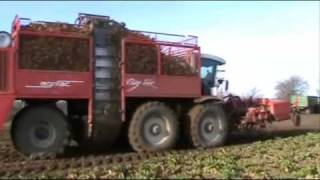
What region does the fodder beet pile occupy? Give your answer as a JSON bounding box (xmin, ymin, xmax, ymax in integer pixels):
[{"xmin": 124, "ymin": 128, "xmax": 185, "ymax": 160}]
[
  {"xmin": 19, "ymin": 22, "xmax": 91, "ymax": 71},
  {"xmin": 126, "ymin": 43, "xmax": 158, "ymax": 74},
  {"xmin": 19, "ymin": 35, "xmax": 90, "ymax": 71},
  {"xmin": 25, "ymin": 22, "xmax": 91, "ymax": 34},
  {"xmin": 162, "ymin": 55, "xmax": 195, "ymax": 76},
  {"xmin": 124, "ymin": 31, "xmax": 196, "ymax": 75},
  {"xmin": 19, "ymin": 21, "xmax": 196, "ymax": 75}
]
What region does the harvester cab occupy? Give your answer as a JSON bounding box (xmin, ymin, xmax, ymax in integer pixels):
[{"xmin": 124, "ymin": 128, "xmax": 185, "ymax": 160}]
[{"xmin": 201, "ymin": 54, "xmax": 228, "ymax": 97}]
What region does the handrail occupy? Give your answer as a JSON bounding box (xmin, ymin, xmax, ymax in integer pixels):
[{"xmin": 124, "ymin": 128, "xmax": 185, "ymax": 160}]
[
  {"xmin": 78, "ymin": 13, "xmax": 110, "ymax": 20},
  {"xmin": 129, "ymin": 30, "xmax": 198, "ymax": 46},
  {"xmin": 131, "ymin": 30, "xmax": 191, "ymax": 38},
  {"xmin": 12, "ymin": 16, "xmax": 89, "ymax": 32}
]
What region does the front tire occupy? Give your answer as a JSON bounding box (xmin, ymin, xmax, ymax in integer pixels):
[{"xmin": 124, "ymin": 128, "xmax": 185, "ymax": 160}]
[
  {"xmin": 187, "ymin": 103, "xmax": 228, "ymax": 148},
  {"xmin": 11, "ymin": 106, "xmax": 69, "ymax": 156},
  {"xmin": 128, "ymin": 102, "xmax": 179, "ymax": 152}
]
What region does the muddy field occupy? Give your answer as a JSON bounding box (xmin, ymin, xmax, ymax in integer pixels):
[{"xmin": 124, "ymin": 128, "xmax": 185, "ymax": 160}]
[{"xmin": 0, "ymin": 114, "xmax": 319, "ymax": 179}]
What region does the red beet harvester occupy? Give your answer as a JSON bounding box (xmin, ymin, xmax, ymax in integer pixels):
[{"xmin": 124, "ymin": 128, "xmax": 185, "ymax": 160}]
[{"xmin": 0, "ymin": 13, "xmax": 300, "ymax": 156}]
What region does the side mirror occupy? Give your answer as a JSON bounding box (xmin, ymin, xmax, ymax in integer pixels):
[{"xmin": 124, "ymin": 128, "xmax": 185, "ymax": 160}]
[
  {"xmin": 225, "ymin": 80, "xmax": 229, "ymax": 91},
  {"xmin": 218, "ymin": 79, "xmax": 224, "ymax": 85}
]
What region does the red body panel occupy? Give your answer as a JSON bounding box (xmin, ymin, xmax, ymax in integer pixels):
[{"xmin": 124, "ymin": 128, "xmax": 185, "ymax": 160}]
[
  {"xmin": 125, "ymin": 74, "xmax": 201, "ymax": 98},
  {"xmin": 12, "ymin": 19, "xmax": 93, "ymax": 100},
  {"xmin": 0, "ymin": 16, "xmax": 94, "ymax": 133},
  {"xmin": 0, "ymin": 95, "xmax": 14, "ymax": 131},
  {"xmin": 267, "ymin": 99, "xmax": 291, "ymax": 121},
  {"xmin": 259, "ymin": 98, "xmax": 291, "ymax": 121},
  {"xmin": 16, "ymin": 70, "xmax": 91, "ymax": 99},
  {"xmin": 0, "ymin": 49, "xmax": 14, "ymax": 94},
  {"xmin": 0, "ymin": 48, "xmax": 15, "ymax": 132}
]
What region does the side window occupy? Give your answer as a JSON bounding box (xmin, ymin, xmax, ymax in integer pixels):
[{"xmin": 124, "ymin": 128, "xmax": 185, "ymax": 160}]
[
  {"xmin": 19, "ymin": 35, "xmax": 90, "ymax": 72},
  {"xmin": 201, "ymin": 66, "xmax": 213, "ymax": 79},
  {"xmin": 201, "ymin": 59, "xmax": 217, "ymax": 80}
]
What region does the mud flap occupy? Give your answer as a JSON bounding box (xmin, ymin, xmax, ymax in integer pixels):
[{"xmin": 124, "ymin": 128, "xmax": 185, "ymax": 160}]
[{"xmin": 0, "ymin": 95, "xmax": 14, "ymax": 132}]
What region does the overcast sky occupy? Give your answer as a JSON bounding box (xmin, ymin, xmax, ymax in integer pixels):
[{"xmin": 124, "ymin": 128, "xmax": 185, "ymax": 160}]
[{"xmin": 0, "ymin": 1, "xmax": 319, "ymax": 97}]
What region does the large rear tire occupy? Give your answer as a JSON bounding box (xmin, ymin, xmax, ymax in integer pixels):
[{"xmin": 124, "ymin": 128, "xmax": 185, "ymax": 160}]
[
  {"xmin": 11, "ymin": 106, "xmax": 69, "ymax": 157},
  {"xmin": 187, "ymin": 103, "xmax": 228, "ymax": 148},
  {"xmin": 128, "ymin": 102, "xmax": 179, "ymax": 152}
]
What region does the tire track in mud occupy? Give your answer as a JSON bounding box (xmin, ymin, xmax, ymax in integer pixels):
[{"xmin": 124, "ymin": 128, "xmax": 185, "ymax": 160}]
[
  {"xmin": 0, "ymin": 134, "xmax": 315, "ymax": 178},
  {"xmin": 0, "ymin": 150, "xmax": 188, "ymax": 177},
  {"xmin": 0, "ymin": 136, "xmax": 280, "ymax": 178},
  {"xmin": 0, "ymin": 131, "xmax": 207, "ymax": 178}
]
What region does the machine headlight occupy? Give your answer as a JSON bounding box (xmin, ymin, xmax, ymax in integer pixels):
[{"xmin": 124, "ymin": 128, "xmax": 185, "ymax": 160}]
[{"xmin": 0, "ymin": 31, "xmax": 12, "ymax": 48}]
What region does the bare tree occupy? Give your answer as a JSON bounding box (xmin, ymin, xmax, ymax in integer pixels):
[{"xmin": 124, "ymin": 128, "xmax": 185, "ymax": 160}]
[
  {"xmin": 243, "ymin": 86, "xmax": 262, "ymax": 99},
  {"xmin": 275, "ymin": 76, "xmax": 309, "ymax": 100}
]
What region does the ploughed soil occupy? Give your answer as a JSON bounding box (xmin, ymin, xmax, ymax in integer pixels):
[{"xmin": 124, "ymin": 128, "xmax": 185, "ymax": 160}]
[{"xmin": 0, "ymin": 114, "xmax": 319, "ymax": 179}]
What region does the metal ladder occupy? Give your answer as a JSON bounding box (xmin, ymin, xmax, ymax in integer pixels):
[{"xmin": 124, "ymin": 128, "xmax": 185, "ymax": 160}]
[{"xmin": 91, "ymin": 20, "xmax": 122, "ymax": 148}]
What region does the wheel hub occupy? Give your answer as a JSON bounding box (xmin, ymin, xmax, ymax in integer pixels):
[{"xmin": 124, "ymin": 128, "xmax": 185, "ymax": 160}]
[
  {"xmin": 150, "ymin": 124, "xmax": 162, "ymax": 135},
  {"xmin": 204, "ymin": 122, "xmax": 214, "ymax": 133},
  {"xmin": 35, "ymin": 126, "xmax": 50, "ymax": 140},
  {"xmin": 143, "ymin": 117, "xmax": 169, "ymax": 145},
  {"xmin": 30, "ymin": 122, "xmax": 56, "ymax": 148},
  {"xmin": 200, "ymin": 116, "xmax": 222, "ymax": 144}
]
